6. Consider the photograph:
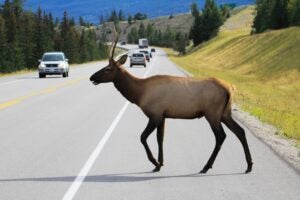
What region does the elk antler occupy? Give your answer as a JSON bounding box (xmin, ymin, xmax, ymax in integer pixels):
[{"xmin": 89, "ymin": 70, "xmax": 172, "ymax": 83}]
[{"xmin": 110, "ymin": 26, "xmax": 119, "ymax": 61}]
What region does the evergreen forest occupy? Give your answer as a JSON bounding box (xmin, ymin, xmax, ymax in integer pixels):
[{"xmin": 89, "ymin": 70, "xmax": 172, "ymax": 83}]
[{"xmin": 0, "ymin": 0, "xmax": 108, "ymax": 73}]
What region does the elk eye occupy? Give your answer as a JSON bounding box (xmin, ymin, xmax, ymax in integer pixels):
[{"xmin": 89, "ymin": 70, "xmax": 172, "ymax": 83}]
[{"xmin": 104, "ymin": 67, "xmax": 111, "ymax": 73}]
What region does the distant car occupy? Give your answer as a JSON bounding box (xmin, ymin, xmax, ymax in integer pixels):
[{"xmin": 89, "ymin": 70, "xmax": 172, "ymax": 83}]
[
  {"xmin": 38, "ymin": 52, "xmax": 69, "ymax": 78},
  {"xmin": 151, "ymin": 48, "xmax": 156, "ymax": 52},
  {"xmin": 130, "ymin": 53, "xmax": 146, "ymax": 67},
  {"xmin": 139, "ymin": 50, "xmax": 151, "ymax": 61},
  {"xmin": 120, "ymin": 41, "xmax": 126, "ymax": 45}
]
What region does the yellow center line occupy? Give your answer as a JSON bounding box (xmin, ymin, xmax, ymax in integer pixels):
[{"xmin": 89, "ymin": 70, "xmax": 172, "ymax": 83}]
[{"xmin": 0, "ymin": 77, "xmax": 87, "ymax": 110}]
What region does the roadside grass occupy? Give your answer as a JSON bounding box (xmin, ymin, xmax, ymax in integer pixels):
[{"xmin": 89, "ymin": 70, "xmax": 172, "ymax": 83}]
[{"xmin": 167, "ymin": 7, "xmax": 300, "ymax": 141}]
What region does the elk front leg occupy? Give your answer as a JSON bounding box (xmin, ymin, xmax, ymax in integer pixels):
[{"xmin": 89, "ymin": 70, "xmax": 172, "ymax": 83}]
[
  {"xmin": 153, "ymin": 118, "xmax": 165, "ymax": 172},
  {"xmin": 140, "ymin": 119, "xmax": 160, "ymax": 170}
]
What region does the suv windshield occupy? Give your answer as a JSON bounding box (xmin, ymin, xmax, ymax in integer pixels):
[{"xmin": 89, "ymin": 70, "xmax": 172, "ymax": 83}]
[
  {"xmin": 42, "ymin": 54, "xmax": 64, "ymax": 61},
  {"xmin": 133, "ymin": 53, "xmax": 144, "ymax": 57}
]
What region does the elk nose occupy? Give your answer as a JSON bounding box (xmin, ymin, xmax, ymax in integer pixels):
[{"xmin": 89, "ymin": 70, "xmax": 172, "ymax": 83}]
[{"xmin": 90, "ymin": 75, "xmax": 94, "ymax": 82}]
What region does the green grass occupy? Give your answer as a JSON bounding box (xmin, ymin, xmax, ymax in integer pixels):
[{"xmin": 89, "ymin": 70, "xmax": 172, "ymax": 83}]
[{"xmin": 168, "ymin": 7, "xmax": 300, "ymax": 140}]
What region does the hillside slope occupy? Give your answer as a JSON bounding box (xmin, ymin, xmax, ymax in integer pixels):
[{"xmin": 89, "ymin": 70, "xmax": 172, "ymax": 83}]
[
  {"xmin": 96, "ymin": 13, "xmax": 193, "ymax": 42},
  {"xmin": 169, "ymin": 7, "xmax": 300, "ymax": 140}
]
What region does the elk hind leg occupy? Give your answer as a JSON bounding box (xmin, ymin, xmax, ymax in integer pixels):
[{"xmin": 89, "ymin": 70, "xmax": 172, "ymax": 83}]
[
  {"xmin": 153, "ymin": 118, "xmax": 165, "ymax": 172},
  {"xmin": 200, "ymin": 122, "xmax": 226, "ymax": 173},
  {"xmin": 222, "ymin": 115, "xmax": 253, "ymax": 173}
]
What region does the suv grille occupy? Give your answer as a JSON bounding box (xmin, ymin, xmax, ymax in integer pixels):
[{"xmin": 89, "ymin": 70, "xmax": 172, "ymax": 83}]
[{"xmin": 46, "ymin": 64, "xmax": 58, "ymax": 67}]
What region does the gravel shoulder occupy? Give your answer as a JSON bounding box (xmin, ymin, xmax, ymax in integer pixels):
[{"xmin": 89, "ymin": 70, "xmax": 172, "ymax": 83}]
[{"xmin": 233, "ymin": 105, "xmax": 300, "ymax": 173}]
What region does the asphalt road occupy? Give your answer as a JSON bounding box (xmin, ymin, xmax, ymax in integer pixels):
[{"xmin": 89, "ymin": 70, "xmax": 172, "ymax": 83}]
[{"xmin": 0, "ymin": 46, "xmax": 299, "ymax": 200}]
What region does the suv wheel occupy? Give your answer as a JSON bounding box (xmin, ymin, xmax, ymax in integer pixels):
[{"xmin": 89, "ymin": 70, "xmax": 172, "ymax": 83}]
[
  {"xmin": 39, "ymin": 73, "xmax": 45, "ymax": 78},
  {"xmin": 63, "ymin": 72, "xmax": 67, "ymax": 78}
]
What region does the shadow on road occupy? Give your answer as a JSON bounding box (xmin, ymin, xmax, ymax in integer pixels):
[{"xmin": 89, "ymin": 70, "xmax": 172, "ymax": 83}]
[{"xmin": 0, "ymin": 171, "xmax": 245, "ymax": 183}]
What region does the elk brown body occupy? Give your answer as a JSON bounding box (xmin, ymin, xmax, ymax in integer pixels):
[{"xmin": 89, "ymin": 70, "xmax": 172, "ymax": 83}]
[{"xmin": 90, "ymin": 32, "xmax": 253, "ymax": 173}]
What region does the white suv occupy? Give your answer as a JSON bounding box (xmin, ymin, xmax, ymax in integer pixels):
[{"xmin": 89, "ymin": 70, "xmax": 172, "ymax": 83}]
[
  {"xmin": 38, "ymin": 52, "xmax": 69, "ymax": 78},
  {"xmin": 130, "ymin": 53, "xmax": 146, "ymax": 67}
]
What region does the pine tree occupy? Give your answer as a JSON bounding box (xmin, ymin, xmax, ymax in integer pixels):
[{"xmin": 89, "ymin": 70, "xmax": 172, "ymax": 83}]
[
  {"xmin": 43, "ymin": 11, "xmax": 54, "ymax": 51},
  {"xmin": 190, "ymin": 2, "xmax": 200, "ymax": 17},
  {"xmin": 253, "ymin": 0, "xmax": 290, "ymax": 33},
  {"xmin": 33, "ymin": 7, "xmax": 46, "ymax": 62},
  {"xmin": 190, "ymin": 13, "xmax": 204, "ymax": 46},
  {"xmin": 118, "ymin": 10, "xmax": 125, "ymax": 21},
  {"xmin": 0, "ymin": 15, "xmax": 7, "ymax": 72},
  {"xmin": 138, "ymin": 23, "xmax": 146, "ymax": 38},
  {"xmin": 173, "ymin": 32, "xmax": 188, "ymax": 55},
  {"xmin": 99, "ymin": 14, "xmax": 105, "ymax": 25},
  {"xmin": 289, "ymin": 0, "xmax": 300, "ymax": 25},
  {"xmin": 202, "ymin": 0, "xmax": 223, "ymax": 39},
  {"xmin": 79, "ymin": 16, "xmax": 85, "ymax": 26},
  {"xmin": 270, "ymin": 0, "xmax": 289, "ymax": 29},
  {"xmin": 189, "ymin": 0, "xmax": 222, "ymax": 46},
  {"xmin": 98, "ymin": 41, "xmax": 108, "ymax": 59},
  {"xmin": 19, "ymin": 12, "xmax": 35, "ymax": 68},
  {"xmin": 2, "ymin": 0, "xmax": 24, "ymax": 71},
  {"xmin": 79, "ymin": 30, "xmax": 88, "ymax": 62},
  {"xmin": 109, "ymin": 10, "xmax": 118, "ymax": 23},
  {"xmin": 163, "ymin": 26, "xmax": 173, "ymax": 47},
  {"xmin": 127, "ymin": 15, "xmax": 132, "ymax": 25}
]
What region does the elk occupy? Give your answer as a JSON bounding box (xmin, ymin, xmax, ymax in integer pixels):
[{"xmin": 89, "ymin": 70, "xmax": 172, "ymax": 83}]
[{"xmin": 90, "ymin": 31, "xmax": 253, "ymax": 174}]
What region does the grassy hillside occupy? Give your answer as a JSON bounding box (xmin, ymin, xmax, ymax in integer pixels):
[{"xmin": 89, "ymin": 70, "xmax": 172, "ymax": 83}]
[
  {"xmin": 96, "ymin": 13, "xmax": 193, "ymax": 42},
  {"xmin": 168, "ymin": 7, "xmax": 300, "ymax": 140}
]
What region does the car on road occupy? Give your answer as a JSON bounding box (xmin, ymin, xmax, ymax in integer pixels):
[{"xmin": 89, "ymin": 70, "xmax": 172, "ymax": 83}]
[
  {"xmin": 130, "ymin": 53, "xmax": 146, "ymax": 67},
  {"xmin": 38, "ymin": 52, "xmax": 69, "ymax": 78},
  {"xmin": 139, "ymin": 50, "xmax": 151, "ymax": 62},
  {"xmin": 151, "ymin": 48, "xmax": 156, "ymax": 52},
  {"xmin": 120, "ymin": 41, "xmax": 126, "ymax": 45},
  {"xmin": 138, "ymin": 38, "xmax": 148, "ymax": 48}
]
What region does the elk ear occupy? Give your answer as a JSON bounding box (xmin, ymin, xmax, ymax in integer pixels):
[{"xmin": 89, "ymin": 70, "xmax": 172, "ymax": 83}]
[{"xmin": 116, "ymin": 54, "xmax": 128, "ymax": 65}]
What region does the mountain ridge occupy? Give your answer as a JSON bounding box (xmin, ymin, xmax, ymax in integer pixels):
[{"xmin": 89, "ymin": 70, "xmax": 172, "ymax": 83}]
[{"xmin": 0, "ymin": 0, "xmax": 254, "ymax": 24}]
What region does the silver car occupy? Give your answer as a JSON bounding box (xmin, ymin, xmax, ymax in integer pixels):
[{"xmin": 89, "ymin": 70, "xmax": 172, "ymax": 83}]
[
  {"xmin": 130, "ymin": 53, "xmax": 146, "ymax": 67},
  {"xmin": 38, "ymin": 52, "xmax": 69, "ymax": 78}
]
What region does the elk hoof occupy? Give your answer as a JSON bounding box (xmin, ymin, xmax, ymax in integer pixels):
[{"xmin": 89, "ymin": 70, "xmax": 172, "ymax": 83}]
[
  {"xmin": 199, "ymin": 165, "xmax": 211, "ymax": 174},
  {"xmin": 245, "ymin": 162, "xmax": 253, "ymax": 173},
  {"xmin": 152, "ymin": 165, "xmax": 161, "ymax": 172}
]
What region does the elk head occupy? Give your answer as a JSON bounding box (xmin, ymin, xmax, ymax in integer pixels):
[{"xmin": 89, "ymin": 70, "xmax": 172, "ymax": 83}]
[{"xmin": 90, "ymin": 29, "xmax": 128, "ymax": 85}]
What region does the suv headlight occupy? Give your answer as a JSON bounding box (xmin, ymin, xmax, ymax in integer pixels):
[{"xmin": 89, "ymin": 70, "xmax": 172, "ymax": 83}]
[
  {"xmin": 39, "ymin": 63, "xmax": 46, "ymax": 68},
  {"xmin": 58, "ymin": 63, "xmax": 65, "ymax": 68}
]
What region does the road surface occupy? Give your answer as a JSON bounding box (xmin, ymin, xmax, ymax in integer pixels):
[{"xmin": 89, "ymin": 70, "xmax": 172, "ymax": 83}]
[{"xmin": 0, "ymin": 46, "xmax": 299, "ymax": 200}]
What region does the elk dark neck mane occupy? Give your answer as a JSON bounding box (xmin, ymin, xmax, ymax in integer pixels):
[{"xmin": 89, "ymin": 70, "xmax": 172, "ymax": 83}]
[{"xmin": 113, "ymin": 67, "xmax": 144, "ymax": 105}]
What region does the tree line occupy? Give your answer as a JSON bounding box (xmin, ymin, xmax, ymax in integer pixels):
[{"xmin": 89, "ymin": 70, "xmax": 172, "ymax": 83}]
[
  {"xmin": 99, "ymin": 10, "xmax": 147, "ymax": 25},
  {"xmin": 189, "ymin": 0, "xmax": 232, "ymax": 47},
  {"xmin": 126, "ymin": 0, "xmax": 232, "ymax": 54},
  {"xmin": 0, "ymin": 0, "xmax": 108, "ymax": 73},
  {"xmin": 253, "ymin": 0, "xmax": 300, "ymax": 33}
]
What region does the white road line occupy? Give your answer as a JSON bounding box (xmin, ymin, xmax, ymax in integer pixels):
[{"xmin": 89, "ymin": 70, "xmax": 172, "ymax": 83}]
[
  {"xmin": 62, "ymin": 56, "xmax": 155, "ymax": 200},
  {"xmin": 62, "ymin": 101, "xmax": 129, "ymax": 200}
]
